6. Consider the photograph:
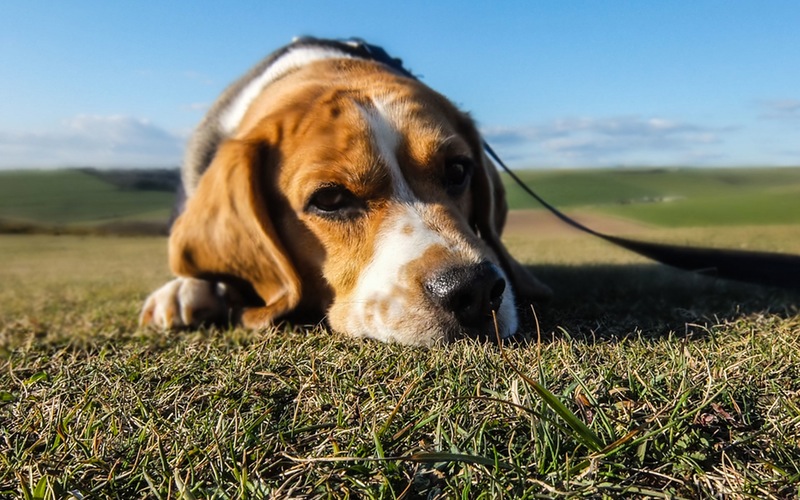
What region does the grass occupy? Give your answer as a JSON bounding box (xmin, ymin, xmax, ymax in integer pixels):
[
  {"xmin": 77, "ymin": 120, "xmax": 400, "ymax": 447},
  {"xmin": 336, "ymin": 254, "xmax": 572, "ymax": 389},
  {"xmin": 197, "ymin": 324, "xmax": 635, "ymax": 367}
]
[
  {"xmin": 2, "ymin": 167, "xmax": 800, "ymax": 233},
  {"xmin": 503, "ymin": 166, "xmax": 800, "ymax": 227},
  {"xmin": 0, "ymin": 170, "xmax": 173, "ymax": 227},
  {"xmin": 2, "ymin": 228, "xmax": 799, "ymax": 498}
]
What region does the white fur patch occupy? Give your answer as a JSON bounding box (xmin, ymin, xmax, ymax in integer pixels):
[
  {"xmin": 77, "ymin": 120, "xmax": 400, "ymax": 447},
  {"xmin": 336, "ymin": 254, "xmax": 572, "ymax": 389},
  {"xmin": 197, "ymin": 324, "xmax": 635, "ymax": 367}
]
[
  {"xmin": 495, "ymin": 269, "xmax": 519, "ymax": 338},
  {"xmin": 344, "ymin": 204, "xmax": 519, "ymax": 343},
  {"xmin": 139, "ymin": 277, "xmax": 228, "ymax": 329},
  {"xmin": 219, "ymin": 46, "xmax": 354, "ymax": 134},
  {"xmin": 359, "ymin": 98, "xmax": 415, "ymax": 201},
  {"xmin": 346, "ymin": 206, "xmax": 448, "ymax": 342}
]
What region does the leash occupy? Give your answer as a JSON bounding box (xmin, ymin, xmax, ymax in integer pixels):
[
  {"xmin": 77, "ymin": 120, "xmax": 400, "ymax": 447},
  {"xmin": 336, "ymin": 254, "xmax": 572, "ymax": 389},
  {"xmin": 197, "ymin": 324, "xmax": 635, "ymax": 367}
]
[
  {"xmin": 484, "ymin": 143, "xmax": 800, "ymax": 290},
  {"xmin": 302, "ymin": 37, "xmax": 800, "ymax": 290}
]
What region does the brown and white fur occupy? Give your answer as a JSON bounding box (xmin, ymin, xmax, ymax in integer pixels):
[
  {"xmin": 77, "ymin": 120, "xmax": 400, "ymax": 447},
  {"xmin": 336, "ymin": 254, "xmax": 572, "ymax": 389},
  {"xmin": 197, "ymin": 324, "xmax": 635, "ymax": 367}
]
[{"xmin": 140, "ymin": 39, "xmax": 550, "ymax": 346}]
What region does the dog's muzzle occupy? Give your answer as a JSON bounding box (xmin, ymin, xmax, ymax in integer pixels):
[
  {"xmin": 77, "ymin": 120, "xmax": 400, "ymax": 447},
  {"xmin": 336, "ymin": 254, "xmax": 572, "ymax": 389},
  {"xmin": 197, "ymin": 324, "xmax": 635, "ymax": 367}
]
[{"xmin": 424, "ymin": 260, "xmax": 506, "ymax": 338}]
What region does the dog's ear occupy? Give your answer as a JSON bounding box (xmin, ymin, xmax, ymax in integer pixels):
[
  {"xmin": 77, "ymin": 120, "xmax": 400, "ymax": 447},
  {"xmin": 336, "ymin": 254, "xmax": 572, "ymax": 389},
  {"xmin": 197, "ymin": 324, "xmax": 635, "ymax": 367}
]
[
  {"xmin": 168, "ymin": 139, "xmax": 301, "ymax": 325},
  {"xmin": 472, "ymin": 151, "xmax": 552, "ymax": 300}
]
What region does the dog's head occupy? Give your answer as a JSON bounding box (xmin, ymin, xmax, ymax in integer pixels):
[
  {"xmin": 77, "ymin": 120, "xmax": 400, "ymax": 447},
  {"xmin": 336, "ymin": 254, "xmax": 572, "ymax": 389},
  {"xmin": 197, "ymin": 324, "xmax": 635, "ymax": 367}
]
[{"xmin": 169, "ymin": 58, "xmax": 550, "ymax": 345}]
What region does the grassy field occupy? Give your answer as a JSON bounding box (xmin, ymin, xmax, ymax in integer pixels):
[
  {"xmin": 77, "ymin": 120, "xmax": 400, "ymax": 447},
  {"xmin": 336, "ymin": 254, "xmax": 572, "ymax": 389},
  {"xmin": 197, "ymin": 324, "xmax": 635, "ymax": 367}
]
[
  {"xmin": 2, "ymin": 167, "xmax": 799, "ymax": 232},
  {"xmin": 502, "ymin": 167, "xmax": 800, "ymax": 227},
  {"xmin": 0, "ymin": 170, "xmax": 173, "ymax": 233},
  {"xmin": 1, "ymin": 225, "xmax": 799, "ymax": 498},
  {"xmin": 2, "ymin": 167, "xmax": 799, "ymax": 497}
]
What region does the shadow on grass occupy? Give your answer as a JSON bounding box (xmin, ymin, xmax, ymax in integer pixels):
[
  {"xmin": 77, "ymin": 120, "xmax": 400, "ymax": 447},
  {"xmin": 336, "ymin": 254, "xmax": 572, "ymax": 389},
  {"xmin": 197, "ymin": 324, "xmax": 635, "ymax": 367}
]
[{"xmin": 519, "ymin": 263, "xmax": 800, "ymax": 342}]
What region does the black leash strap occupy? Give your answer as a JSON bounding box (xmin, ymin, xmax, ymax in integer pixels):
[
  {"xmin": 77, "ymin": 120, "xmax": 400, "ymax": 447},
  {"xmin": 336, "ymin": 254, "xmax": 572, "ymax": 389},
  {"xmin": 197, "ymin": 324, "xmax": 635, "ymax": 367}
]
[{"xmin": 484, "ymin": 143, "xmax": 800, "ymax": 290}]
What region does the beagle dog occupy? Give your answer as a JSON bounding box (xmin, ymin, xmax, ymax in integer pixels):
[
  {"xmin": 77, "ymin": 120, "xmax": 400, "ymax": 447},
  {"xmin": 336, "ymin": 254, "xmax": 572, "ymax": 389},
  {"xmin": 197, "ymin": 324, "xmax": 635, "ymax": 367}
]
[{"xmin": 140, "ymin": 38, "xmax": 550, "ymax": 345}]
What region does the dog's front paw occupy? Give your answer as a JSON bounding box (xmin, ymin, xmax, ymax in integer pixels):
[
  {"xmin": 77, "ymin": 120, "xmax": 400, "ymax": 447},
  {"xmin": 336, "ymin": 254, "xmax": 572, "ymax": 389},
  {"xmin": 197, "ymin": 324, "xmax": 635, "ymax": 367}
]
[{"xmin": 139, "ymin": 277, "xmax": 230, "ymax": 329}]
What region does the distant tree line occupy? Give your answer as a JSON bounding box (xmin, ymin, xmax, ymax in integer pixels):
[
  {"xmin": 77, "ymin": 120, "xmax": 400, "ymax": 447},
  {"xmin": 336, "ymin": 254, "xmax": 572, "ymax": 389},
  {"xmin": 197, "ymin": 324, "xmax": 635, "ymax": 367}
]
[{"xmin": 79, "ymin": 167, "xmax": 181, "ymax": 192}]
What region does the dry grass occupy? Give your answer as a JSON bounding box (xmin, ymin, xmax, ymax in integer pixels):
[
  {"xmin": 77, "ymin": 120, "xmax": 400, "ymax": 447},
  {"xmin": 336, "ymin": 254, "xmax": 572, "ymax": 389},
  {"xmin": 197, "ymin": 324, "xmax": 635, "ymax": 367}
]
[{"xmin": 1, "ymin": 228, "xmax": 799, "ymax": 498}]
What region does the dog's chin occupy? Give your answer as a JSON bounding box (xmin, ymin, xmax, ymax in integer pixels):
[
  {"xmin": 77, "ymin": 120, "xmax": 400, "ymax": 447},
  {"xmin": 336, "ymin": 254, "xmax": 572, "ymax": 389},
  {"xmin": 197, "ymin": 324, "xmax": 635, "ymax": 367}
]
[
  {"xmin": 442, "ymin": 309, "xmax": 519, "ymax": 344},
  {"xmin": 341, "ymin": 308, "xmax": 518, "ymax": 347}
]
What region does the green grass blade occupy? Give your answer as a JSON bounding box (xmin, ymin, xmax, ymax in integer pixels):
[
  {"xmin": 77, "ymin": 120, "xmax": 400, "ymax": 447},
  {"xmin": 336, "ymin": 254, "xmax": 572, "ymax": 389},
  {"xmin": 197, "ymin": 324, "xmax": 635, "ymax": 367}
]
[
  {"xmin": 406, "ymin": 452, "xmax": 514, "ymax": 471},
  {"xmin": 494, "ymin": 311, "xmax": 605, "ymax": 452}
]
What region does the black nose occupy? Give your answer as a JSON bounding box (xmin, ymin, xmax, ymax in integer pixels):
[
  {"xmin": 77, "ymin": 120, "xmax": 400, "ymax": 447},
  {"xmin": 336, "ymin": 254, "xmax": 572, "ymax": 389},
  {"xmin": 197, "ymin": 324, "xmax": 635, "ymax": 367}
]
[{"xmin": 425, "ymin": 261, "xmax": 506, "ymax": 328}]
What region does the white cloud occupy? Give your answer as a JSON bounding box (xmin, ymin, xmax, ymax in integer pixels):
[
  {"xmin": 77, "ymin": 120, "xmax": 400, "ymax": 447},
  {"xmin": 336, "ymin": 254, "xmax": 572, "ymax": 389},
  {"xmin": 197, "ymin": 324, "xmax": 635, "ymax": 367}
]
[
  {"xmin": 482, "ymin": 116, "xmax": 733, "ymax": 167},
  {"xmin": 183, "ymin": 102, "xmax": 210, "ymax": 112},
  {"xmin": 0, "ymin": 112, "xmax": 781, "ymax": 170},
  {"xmin": 0, "ymin": 115, "xmax": 184, "ymax": 169},
  {"xmin": 182, "ymin": 70, "xmax": 216, "ymax": 86},
  {"xmin": 759, "ymin": 99, "xmax": 800, "ymax": 120}
]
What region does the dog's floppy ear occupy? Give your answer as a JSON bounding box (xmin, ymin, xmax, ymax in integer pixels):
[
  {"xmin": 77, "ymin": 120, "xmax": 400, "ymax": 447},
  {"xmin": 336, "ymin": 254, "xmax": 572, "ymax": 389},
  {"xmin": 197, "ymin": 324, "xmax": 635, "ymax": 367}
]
[
  {"xmin": 168, "ymin": 139, "xmax": 301, "ymax": 325},
  {"xmin": 472, "ymin": 151, "xmax": 552, "ymax": 300}
]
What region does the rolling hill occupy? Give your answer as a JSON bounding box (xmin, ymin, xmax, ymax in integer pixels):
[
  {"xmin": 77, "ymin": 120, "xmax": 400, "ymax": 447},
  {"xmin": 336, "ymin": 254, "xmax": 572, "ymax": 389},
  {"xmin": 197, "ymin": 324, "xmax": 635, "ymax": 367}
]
[{"xmin": 1, "ymin": 166, "xmax": 798, "ymax": 234}]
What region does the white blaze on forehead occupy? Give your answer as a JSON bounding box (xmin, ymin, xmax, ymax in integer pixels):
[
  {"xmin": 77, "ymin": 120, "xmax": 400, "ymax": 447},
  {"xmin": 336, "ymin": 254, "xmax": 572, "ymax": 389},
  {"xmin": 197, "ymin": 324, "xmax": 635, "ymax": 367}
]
[
  {"xmin": 360, "ymin": 95, "xmax": 450, "ymax": 199},
  {"xmin": 359, "ymin": 97, "xmax": 415, "ymax": 201},
  {"xmin": 219, "ymin": 46, "xmax": 354, "ymax": 134}
]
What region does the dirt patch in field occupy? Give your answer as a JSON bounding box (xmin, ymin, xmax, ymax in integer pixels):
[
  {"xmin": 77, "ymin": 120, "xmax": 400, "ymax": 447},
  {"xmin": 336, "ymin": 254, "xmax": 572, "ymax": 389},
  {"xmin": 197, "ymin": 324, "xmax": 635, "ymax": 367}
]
[{"xmin": 503, "ymin": 209, "xmax": 651, "ymax": 237}]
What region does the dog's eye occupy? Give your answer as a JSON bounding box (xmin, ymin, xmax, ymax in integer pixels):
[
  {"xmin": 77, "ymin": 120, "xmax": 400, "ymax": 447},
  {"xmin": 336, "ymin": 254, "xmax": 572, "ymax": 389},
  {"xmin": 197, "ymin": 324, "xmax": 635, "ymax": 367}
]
[
  {"xmin": 443, "ymin": 157, "xmax": 474, "ymax": 196},
  {"xmin": 306, "ymin": 185, "xmax": 364, "ymax": 219}
]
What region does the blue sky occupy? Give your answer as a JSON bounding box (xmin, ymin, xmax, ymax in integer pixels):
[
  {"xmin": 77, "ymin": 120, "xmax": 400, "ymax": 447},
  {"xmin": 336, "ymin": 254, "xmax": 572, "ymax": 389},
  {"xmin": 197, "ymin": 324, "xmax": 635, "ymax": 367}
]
[{"xmin": 1, "ymin": 1, "xmax": 798, "ymax": 169}]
